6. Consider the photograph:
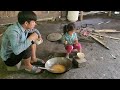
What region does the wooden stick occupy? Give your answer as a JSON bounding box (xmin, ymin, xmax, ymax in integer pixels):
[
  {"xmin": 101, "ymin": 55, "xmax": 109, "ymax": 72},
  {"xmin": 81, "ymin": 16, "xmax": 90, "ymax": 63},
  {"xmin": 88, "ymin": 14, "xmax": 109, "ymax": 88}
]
[
  {"xmin": 89, "ymin": 34, "xmax": 110, "ymax": 50},
  {"xmin": 108, "ymin": 11, "xmax": 112, "ymax": 17},
  {"xmin": 94, "ymin": 29, "xmax": 120, "ymax": 33},
  {"xmin": 0, "ymin": 23, "xmax": 13, "ymax": 26},
  {"xmin": 80, "ymin": 11, "xmax": 83, "ymax": 21},
  {"xmin": 92, "ymin": 33, "xmax": 120, "ymax": 40},
  {"xmin": 37, "ymin": 17, "xmax": 54, "ymax": 21}
]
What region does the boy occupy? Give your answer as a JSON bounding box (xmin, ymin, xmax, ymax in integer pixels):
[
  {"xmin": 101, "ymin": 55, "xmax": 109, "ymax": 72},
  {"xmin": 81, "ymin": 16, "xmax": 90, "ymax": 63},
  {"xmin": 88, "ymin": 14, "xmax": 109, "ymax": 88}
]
[{"xmin": 0, "ymin": 11, "xmax": 44, "ymax": 74}]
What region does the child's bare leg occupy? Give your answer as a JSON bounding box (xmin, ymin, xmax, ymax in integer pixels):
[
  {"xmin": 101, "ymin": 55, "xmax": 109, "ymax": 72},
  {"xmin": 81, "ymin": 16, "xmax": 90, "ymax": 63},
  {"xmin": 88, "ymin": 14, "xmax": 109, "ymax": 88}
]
[
  {"xmin": 65, "ymin": 45, "xmax": 73, "ymax": 58},
  {"xmin": 79, "ymin": 48, "xmax": 82, "ymax": 53},
  {"xmin": 73, "ymin": 43, "xmax": 82, "ymax": 52}
]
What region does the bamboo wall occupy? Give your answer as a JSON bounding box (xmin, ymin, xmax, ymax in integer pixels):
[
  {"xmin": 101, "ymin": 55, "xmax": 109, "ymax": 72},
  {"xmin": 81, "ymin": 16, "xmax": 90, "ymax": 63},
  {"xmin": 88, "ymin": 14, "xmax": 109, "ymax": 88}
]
[
  {"xmin": 0, "ymin": 11, "xmax": 67, "ymax": 24},
  {"xmin": 0, "ymin": 11, "xmax": 63, "ymax": 18}
]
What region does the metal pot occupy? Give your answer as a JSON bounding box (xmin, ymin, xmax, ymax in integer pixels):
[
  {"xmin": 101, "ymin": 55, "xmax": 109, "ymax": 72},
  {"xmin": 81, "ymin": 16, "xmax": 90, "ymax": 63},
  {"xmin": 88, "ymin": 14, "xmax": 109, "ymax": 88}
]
[{"xmin": 43, "ymin": 57, "xmax": 72, "ymax": 73}]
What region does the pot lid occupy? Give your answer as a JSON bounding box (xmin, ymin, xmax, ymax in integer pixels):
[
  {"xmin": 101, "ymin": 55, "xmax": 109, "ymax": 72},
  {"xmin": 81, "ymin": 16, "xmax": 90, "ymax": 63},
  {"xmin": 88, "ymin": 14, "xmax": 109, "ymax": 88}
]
[{"xmin": 47, "ymin": 32, "xmax": 62, "ymax": 41}]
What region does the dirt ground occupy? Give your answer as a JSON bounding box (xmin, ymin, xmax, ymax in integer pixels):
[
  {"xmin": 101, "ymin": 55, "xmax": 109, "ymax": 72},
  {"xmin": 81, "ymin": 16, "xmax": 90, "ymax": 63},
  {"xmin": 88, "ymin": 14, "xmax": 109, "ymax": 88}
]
[{"xmin": 1, "ymin": 14, "xmax": 120, "ymax": 79}]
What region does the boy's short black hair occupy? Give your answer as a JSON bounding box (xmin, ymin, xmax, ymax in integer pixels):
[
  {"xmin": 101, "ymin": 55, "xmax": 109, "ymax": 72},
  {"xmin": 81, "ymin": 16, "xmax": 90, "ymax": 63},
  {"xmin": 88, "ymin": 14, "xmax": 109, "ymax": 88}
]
[{"xmin": 18, "ymin": 11, "xmax": 37, "ymax": 25}]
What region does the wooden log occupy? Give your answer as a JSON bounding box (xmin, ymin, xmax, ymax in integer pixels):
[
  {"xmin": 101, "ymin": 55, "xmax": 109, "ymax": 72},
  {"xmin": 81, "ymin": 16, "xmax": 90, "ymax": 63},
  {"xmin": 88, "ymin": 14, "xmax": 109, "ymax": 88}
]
[
  {"xmin": 0, "ymin": 23, "xmax": 13, "ymax": 26},
  {"xmin": 89, "ymin": 34, "xmax": 110, "ymax": 50},
  {"xmin": 93, "ymin": 29, "xmax": 120, "ymax": 33},
  {"xmin": 37, "ymin": 17, "xmax": 54, "ymax": 21},
  {"xmin": 92, "ymin": 33, "xmax": 120, "ymax": 40},
  {"xmin": 108, "ymin": 11, "xmax": 112, "ymax": 17},
  {"xmin": 80, "ymin": 11, "xmax": 83, "ymax": 21}
]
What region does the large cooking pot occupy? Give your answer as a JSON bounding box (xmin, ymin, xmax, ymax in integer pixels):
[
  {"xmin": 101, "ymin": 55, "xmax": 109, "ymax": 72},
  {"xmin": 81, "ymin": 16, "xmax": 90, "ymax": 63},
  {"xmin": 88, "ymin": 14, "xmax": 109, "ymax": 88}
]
[{"xmin": 43, "ymin": 57, "xmax": 72, "ymax": 74}]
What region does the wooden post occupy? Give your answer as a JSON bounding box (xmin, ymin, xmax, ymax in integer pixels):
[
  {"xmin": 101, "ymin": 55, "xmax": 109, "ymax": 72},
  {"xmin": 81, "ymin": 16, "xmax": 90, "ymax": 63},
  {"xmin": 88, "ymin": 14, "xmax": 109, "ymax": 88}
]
[
  {"xmin": 108, "ymin": 11, "xmax": 112, "ymax": 17},
  {"xmin": 80, "ymin": 11, "xmax": 83, "ymax": 21}
]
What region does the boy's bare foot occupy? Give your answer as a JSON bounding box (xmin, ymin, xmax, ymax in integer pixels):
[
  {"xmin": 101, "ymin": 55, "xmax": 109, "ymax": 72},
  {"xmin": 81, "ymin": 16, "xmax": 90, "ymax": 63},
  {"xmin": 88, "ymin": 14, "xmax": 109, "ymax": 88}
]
[{"xmin": 31, "ymin": 58, "xmax": 45, "ymax": 66}]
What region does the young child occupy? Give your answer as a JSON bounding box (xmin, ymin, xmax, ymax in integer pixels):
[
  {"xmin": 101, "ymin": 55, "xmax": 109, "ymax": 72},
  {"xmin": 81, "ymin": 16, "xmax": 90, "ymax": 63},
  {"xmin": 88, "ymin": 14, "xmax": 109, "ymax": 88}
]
[{"xmin": 62, "ymin": 23, "xmax": 82, "ymax": 58}]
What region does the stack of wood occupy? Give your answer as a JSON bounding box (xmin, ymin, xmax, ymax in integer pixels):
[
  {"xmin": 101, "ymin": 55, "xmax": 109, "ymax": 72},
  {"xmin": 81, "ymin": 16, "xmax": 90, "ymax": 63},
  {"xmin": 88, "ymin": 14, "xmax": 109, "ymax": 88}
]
[{"xmin": 76, "ymin": 26, "xmax": 120, "ymax": 50}]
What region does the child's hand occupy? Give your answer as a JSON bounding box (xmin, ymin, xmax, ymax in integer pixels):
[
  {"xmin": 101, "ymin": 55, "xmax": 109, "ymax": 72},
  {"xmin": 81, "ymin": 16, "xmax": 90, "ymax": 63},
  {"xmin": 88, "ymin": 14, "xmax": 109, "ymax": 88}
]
[
  {"xmin": 74, "ymin": 40, "xmax": 78, "ymax": 44},
  {"xmin": 64, "ymin": 41, "xmax": 68, "ymax": 45}
]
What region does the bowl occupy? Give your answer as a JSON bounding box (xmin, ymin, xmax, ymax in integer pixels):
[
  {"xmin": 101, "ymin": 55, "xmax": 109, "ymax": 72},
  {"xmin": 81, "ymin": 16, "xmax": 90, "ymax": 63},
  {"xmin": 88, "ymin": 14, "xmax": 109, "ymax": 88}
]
[
  {"xmin": 34, "ymin": 39, "xmax": 43, "ymax": 45},
  {"xmin": 77, "ymin": 52, "xmax": 85, "ymax": 59}
]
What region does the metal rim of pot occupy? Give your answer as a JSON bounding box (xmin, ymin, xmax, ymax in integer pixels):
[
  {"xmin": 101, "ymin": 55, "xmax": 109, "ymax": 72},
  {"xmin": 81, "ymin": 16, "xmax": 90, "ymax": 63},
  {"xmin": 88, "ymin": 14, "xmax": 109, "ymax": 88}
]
[{"xmin": 44, "ymin": 57, "xmax": 72, "ymax": 74}]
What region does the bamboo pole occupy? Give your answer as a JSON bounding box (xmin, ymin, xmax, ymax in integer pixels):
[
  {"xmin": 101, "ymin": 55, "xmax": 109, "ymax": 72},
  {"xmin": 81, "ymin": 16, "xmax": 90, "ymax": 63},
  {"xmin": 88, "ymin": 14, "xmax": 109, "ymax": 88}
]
[
  {"xmin": 92, "ymin": 33, "xmax": 120, "ymax": 40},
  {"xmin": 93, "ymin": 29, "xmax": 120, "ymax": 33},
  {"xmin": 80, "ymin": 11, "xmax": 83, "ymax": 21},
  {"xmin": 108, "ymin": 11, "xmax": 112, "ymax": 17},
  {"xmin": 89, "ymin": 34, "xmax": 110, "ymax": 50}
]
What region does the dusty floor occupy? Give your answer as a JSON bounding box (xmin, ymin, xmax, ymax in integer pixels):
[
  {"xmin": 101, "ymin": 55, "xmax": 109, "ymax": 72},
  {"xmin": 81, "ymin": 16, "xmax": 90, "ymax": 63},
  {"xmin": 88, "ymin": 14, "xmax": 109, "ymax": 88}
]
[{"xmin": 1, "ymin": 14, "xmax": 120, "ymax": 79}]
